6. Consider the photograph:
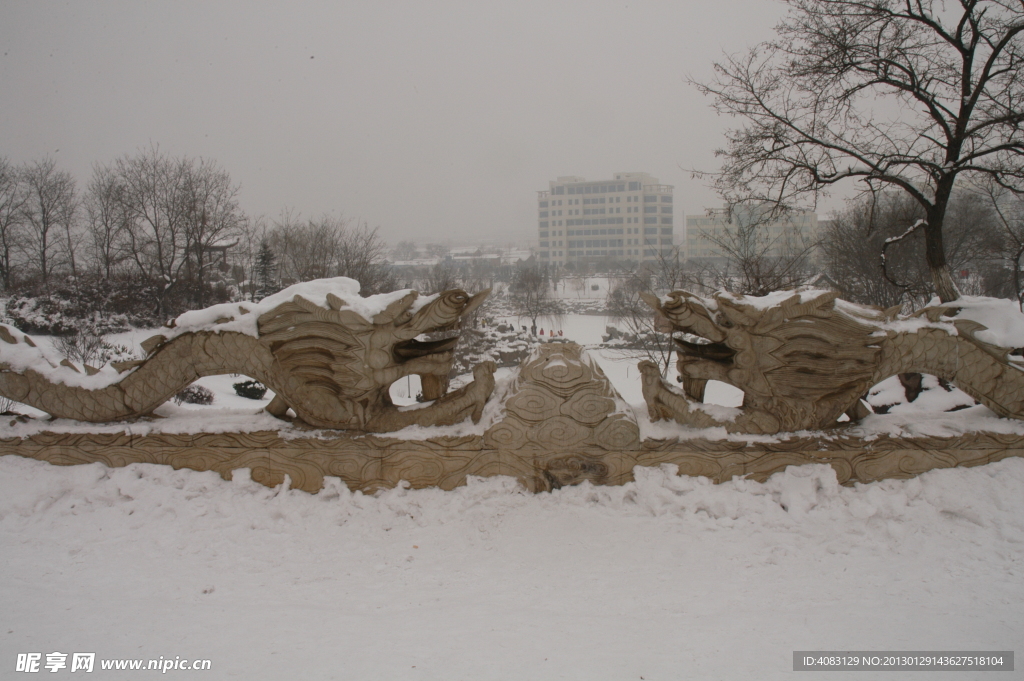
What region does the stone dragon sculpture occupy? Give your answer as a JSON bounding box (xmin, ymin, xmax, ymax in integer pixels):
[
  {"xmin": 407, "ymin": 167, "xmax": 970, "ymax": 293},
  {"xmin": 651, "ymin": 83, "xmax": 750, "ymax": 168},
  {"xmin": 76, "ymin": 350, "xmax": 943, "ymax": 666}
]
[
  {"xmin": 0, "ymin": 286, "xmax": 495, "ymax": 433},
  {"xmin": 639, "ymin": 289, "xmax": 1024, "ymax": 435}
]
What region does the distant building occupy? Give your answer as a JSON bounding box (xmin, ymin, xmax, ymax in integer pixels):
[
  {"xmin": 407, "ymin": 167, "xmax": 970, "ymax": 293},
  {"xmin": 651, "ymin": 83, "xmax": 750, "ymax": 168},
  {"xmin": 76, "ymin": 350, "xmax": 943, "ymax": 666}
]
[
  {"xmin": 537, "ymin": 172, "xmax": 674, "ymax": 267},
  {"xmin": 684, "ymin": 204, "xmax": 818, "ymax": 262}
]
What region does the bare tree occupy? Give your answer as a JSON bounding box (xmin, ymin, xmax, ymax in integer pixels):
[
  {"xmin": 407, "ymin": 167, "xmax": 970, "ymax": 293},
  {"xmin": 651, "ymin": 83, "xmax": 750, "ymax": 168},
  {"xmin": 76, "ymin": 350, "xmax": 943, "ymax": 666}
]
[
  {"xmin": 269, "ymin": 214, "xmax": 395, "ymax": 294},
  {"xmin": 694, "ymin": 0, "xmax": 1024, "ymax": 302},
  {"xmin": 0, "ymin": 158, "xmax": 27, "ymax": 290},
  {"xmin": 181, "ymin": 157, "xmax": 244, "ymax": 308},
  {"xmin": 695, "ymin": 205, "xmax": 818, "ymax": 296},
  {"xmin": 425, "ymin": 242, "xmax": 449, "ymax": 260},
  {"xmin": 510, "ymin": 260, "xmax": 562, "ymax": 334},
  {"xmin": 84, "ymin": 163, "xmax": 129, "ymax": 279},
  {"xmin": 821, "ymin": 194, "xmax": 924, "ymax": 308},
  {"xmin": 20, "ymin": 157, "xmax": 77, "ymax": 284},
  {"xmin": 114, "ymin": 147, "xmax": 191, "ymax": 316},
  {"xmin": 603, "ymin": 250, "xmax": 702, "ymax": 376},
  {"xmin": 424, "ymin": 259, "xmax": 461, "ymax": 294},
  {"xmin": 233, "ymin": 214, "xmax": 269, "ymax": 300},
  {"xmin": 391, "ymin": 240, "xmax": 418, "ymax": 261},
  {"xmin": 974, "ymin": 180, "xmax": 1024, "ymax": 309},
  {"xmin": 822, "ymin": 190, "xmax": 1004, "ymax": 308},
  {"xmin": 607, "ymin": 270, "xmax": 678, "ymax": 377},
  {"xmin": 334, "ymin": 221, "xmax": 396, "ymax": 294},
  {"xmin": 271, "ymin": 213, "xmax": 339, "ymax": 283}
]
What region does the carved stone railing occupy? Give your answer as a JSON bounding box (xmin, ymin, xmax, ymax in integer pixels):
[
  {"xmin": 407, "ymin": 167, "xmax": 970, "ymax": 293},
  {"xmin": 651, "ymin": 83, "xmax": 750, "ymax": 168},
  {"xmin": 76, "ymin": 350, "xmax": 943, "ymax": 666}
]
[
  {"xmin": 3, "ymin": 341, "xmax": 1023, "ymax": 493},
  {"xmin": 4, "ymin": 282, "xmax": 1024, "ymax": 493},
  {"xmin": 5, "ymin": 427, "xmax": 1022, "ymax": 494}
]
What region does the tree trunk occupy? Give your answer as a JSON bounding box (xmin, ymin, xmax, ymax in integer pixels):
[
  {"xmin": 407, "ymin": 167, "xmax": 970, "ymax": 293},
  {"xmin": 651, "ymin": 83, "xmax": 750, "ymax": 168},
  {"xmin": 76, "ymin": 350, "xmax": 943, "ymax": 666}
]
[
  {"xmin": 929, "ymin": 262, "xmax": 960, "ymax": 303},
  {"xmin": 924, "ymin": 211, "xmax": 959, "ymax": 303}
]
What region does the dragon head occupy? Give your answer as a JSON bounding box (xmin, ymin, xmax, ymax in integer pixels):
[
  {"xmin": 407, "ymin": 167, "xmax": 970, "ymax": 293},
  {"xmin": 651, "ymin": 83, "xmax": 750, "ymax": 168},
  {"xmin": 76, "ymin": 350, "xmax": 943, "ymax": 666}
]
[
  {"xmin": 256, "ymin": 287, "xmax": 490, "ymax": 424},
  {"xmin": 642, "ymin": 289, "xmax": 884, "ymax": 428}
]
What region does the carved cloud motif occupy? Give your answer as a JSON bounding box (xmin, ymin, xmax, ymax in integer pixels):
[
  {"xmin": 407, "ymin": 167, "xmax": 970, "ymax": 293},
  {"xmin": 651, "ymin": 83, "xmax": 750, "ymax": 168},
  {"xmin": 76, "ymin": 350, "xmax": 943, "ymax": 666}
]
[{"xmin": 484, "ymin": 343, "xmax": 640, "ymax": 451}]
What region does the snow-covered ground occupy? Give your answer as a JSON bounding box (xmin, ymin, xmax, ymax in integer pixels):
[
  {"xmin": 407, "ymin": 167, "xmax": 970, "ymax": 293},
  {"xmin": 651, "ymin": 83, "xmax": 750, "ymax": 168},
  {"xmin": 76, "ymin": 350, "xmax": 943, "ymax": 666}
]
[
  {"xmin": 3, "ymin": 296, "xmax": 1024, "ymax": 679},
  {"xmin": 2, "ymin": 457, "xmax": 1021, "ymax": 680}
]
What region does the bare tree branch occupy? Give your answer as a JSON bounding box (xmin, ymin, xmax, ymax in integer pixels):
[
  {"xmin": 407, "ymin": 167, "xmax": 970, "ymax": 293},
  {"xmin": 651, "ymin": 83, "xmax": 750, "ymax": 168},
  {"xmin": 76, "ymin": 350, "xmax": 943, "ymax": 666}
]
[{"xmin": 692, "ymin": 0, "xmax": 1024, "ymax": 301}]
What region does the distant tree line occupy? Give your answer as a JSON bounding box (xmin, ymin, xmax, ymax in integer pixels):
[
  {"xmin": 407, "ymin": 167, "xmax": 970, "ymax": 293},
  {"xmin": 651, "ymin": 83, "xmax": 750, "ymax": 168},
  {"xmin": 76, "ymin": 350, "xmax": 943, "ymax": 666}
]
[{"xmin": 0, "ymin": 147, "xmax": 396, "ymax": 331}]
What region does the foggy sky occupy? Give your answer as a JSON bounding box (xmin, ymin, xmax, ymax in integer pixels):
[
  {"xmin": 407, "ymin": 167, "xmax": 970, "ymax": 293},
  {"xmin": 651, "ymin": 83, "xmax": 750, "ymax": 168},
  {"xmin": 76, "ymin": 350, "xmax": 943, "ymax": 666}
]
[{"xmin": 0, "ymin": 1, "xmax": 802, "ymax": 245}]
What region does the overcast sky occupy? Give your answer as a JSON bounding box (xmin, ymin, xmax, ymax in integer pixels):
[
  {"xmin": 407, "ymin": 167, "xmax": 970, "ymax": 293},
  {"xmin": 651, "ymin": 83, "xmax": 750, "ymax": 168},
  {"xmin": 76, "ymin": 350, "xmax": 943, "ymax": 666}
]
[{"xmin": 0, "ymin": 0, "xmax": 816, "ymax": 246}]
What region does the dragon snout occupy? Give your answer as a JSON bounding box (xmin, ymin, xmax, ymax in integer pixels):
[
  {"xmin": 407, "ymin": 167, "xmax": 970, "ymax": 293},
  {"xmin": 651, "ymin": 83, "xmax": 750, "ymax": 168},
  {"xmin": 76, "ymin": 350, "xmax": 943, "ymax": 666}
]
[
  {"xmin": 674, "ymin": 337, "xmax": 736, "ymax": 363},
  {"xmin": 394, "ymin": 334, "xmax": 460, "ymax": 361}
]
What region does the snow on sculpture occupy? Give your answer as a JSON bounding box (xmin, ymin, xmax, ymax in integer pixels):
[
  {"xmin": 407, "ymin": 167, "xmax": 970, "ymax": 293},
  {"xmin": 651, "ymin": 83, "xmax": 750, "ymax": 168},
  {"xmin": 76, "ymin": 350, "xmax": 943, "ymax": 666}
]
[
  {"xmin": 639, "ymin": 288, "xmax": 1024, "ymax": 435},
  {"xmin": 4, "ymin": 283, "xmax": 1024, "ymax": 493},
  {"xmin": 0, "ymin": 278, "xmax": 496, "ymax": 432}
]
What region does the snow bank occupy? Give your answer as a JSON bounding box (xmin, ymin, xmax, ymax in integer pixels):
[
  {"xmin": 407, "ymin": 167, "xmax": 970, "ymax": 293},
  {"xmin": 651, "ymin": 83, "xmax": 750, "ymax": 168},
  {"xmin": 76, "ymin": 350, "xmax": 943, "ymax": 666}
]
[{"xmin": 1, "ymin": 455, "xmax": 1022, "ymax": 679}]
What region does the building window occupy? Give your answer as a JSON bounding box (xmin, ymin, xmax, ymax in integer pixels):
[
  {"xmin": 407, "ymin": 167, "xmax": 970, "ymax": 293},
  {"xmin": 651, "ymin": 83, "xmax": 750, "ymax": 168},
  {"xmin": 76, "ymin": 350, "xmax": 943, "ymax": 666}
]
[
  {"xmin": 661, "ymin": 228, "xmax": 672, "ymax": 235},
  {"xmin": 661, "ymin": 206, "xmax": 672, "ymax": 213},
  {"xmin": 644, "ymin": 195, "xmax": 657, "ymax": 202},
  {"xmin": 539, "ymin": 221, "xmax": 549, "ymax": 228},
  {"xmin": 660, "ymin": 195, "xmax": 672, "ymax": 203},
  {"xmin": 644, "ymin": 217, "xmax": 657, "ymax": 224},
  {"xmin": 645, "ymin": 227, "xmax": 658, "ymax": 234},
  {"xmin": 661, "ymin": 218, "xmax": 672, "ymax": 225},
  {"xmin": 644, "ymin": 206, "xmax": 657, "ymax": 213}
]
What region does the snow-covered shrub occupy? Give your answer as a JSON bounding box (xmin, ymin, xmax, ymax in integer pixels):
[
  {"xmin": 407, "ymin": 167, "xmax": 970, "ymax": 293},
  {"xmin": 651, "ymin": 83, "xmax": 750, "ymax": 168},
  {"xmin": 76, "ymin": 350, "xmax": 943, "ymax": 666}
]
[
  {"xmin": 5, "ymin": 276, "xmax": 161, "ymax": 335},
  {"xmin": 6, "ymin": 295, "xmax": 83, "ymax": 336},
  {"xmin": 601, "ymin": 324, "xmax": 668, "ymax": 351},
  {"xmin": 450, "ymin": 323, "xmax": 539, "ymax": 378},
  {"xmin": 233, "ymin": 380, "xmax": 268, "ymax": 400},
  {"xmin": 173, "ymin": 385, "xmax": 215, "ymax": 405},
  {"xmin": 53, "ymin": 327, "xmax": 137, "ymax": 367}
]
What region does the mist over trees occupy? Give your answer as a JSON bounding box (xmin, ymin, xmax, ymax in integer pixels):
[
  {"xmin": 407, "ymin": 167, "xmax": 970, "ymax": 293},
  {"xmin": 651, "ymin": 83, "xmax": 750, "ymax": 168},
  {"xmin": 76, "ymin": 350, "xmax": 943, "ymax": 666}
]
[
  {"xmin": 262, "ymin": 214, "xmax": 396, "ymax": 297},
  {"xmin": 0, "ymin": 149, "xmax": 397, "ymax": 327}
]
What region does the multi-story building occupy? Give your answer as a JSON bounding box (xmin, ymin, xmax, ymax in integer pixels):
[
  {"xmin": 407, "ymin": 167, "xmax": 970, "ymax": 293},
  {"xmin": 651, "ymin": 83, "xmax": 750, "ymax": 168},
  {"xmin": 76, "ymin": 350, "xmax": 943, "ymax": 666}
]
[
  {"xmin": 537, "ymin": 172, "xmax": 674, "ymax": 267},
  {"xmin": 684, "ymin": 203, "xmax": 818, "ymax": 262}
]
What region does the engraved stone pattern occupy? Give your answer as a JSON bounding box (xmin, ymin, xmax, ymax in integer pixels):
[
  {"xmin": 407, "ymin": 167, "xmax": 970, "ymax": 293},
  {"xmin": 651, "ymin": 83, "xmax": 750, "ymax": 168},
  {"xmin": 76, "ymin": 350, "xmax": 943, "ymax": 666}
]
[
  {"xmin": 483, "ymin": 343, "xmax": 640, "ymax": 451},
  {"xmin": 4, "ymin": 430, "xmax": 1023, "ymax": 494}
]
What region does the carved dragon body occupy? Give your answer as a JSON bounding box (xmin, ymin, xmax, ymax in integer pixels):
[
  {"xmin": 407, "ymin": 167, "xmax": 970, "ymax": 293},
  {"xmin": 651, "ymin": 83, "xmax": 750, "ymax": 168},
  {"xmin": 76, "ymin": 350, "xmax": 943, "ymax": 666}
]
[
  {"xmin": 640, "ymin": 289, "xmax": 1024, "ymax": 434},
  {"xmin": 0, "ymin": 283, "xmax": 495, "ymax": 432}
]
